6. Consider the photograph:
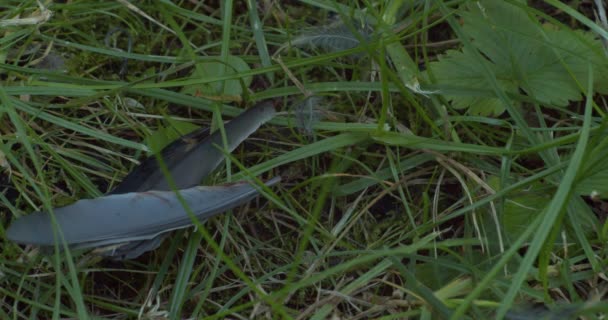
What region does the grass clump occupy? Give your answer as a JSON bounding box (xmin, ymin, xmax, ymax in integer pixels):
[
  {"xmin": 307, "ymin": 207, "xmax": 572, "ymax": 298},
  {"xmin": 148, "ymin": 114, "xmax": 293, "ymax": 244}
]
[{"xmin": 1, "ymin": 0, "xmax": 607, "ymax": 319}]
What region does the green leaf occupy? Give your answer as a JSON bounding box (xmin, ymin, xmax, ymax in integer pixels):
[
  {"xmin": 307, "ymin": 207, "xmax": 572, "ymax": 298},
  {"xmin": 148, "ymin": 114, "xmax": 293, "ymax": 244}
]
[
  {"xmin": 495, "ymin": 62, "xmax": 595, "ymax": 319},
  {"xmin": 430, "ymin": 47, "xmax": 519, "ymax": 115},
  {"xmin": 144, "ymin": 118, "xmax": 201, "ymax": 154},
  {"xmin": 573, "ymin": 131, "xmax": 608, "ymax": 198},
  {"xmin": 429, "ymin": 0, "xmax": 608, "ymax": 115},
  {"xmin": 181, "ymin": 55, "xmax": 252, "ymax": 101},
  {"xmin": 576, "ymin": 166, "xmax": 608, "ymax": 198},
  {"xmin": 498, "ymin": 178, "xmax": 553, "ymax": 242}
]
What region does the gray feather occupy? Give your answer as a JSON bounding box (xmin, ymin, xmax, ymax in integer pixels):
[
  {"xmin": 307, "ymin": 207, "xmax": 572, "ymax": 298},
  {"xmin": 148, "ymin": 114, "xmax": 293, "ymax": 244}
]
[
  {"xmin": 110, "ymin": 101, "xmax": 276, "ymax": 193},
  {"xmin": 292, "ymin": 19, "xmax": 372, "ymax": 52},
  {"xmin": 6, "ymin": 177, "xmax": 280, "ymax": 247},
  {"xmin": 7, "ymin": 101, "xmax": 278, "ymax": 259}
]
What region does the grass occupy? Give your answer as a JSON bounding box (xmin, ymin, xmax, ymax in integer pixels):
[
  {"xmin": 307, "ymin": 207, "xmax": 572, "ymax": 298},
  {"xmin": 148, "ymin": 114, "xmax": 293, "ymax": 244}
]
[{"xmin": 1, "ymin": 0, "xmax": 607, "ymax": 319}]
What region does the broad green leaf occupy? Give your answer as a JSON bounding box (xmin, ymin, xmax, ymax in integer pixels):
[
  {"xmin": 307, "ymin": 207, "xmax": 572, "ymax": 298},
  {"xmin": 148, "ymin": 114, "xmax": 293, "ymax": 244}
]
[
  {"xmin": 430, "ymin": 47, "xmax": 519, "ymax": 115},
  {"xmin": 144, "ymin": 118, "xmax": 201, "ymax": 154},
  {"xmin": 573, "ymin": 131, "xmax": 608, "ymax": 198},
  {"xmin": 501, "ymin": 180, "xmax": 552, "ymax": 242},
  {"xmin": 429, "ymin": 0, "xmax": 608, "ymax": 115},
  {"xmin": 576, "ymin": 167, "xmax": 608, "ymax": 198},
  {"xmin": 181, "ymin": 55, "xmax": 251, "ymax": 102},
  {"xmin": 486, "ymin": 172, "xmax": 597, "ymax": 245}
]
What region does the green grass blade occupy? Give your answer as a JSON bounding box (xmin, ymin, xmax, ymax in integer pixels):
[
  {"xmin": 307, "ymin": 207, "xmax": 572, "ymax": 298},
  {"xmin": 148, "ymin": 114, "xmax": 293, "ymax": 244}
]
[{"xmin": 246, "ymin": 0, "xmax": 273, "ymax": 83}]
